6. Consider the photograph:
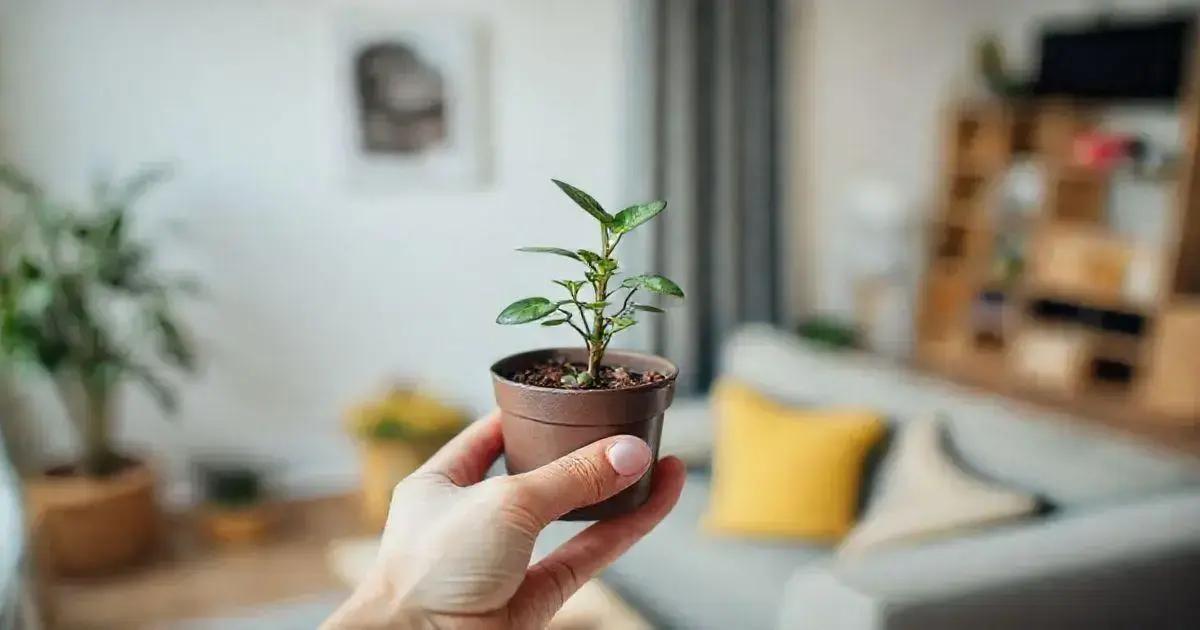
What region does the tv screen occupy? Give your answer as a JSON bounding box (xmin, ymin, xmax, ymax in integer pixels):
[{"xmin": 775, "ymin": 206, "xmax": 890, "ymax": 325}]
[{"xmin": 1033, "ymin": 14, "xmax": 1196, "ymax": 101}]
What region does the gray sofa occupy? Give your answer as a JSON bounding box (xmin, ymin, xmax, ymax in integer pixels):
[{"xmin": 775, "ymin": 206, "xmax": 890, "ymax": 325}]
[{"xmin": 536, "ymin": 324, "xmax": 1200, "ymax": 629}]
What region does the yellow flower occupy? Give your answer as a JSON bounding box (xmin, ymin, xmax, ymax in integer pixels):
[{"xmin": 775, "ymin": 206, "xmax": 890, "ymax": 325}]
[{"xmin": 346, "ymin": 386, "xmax": 467, "ymax": 443}]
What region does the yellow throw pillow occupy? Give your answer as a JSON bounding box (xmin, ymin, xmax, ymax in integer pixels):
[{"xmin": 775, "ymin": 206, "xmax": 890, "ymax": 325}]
[{"xmin": 704, "ymin": 381, "xmax": 885, "ymax": 541}]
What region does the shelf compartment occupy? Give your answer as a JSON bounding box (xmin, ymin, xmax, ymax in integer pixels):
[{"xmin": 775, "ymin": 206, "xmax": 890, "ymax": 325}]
[
  {"xmin": 918, "ymin": 265, "xmax": 973, "ymax": 345},
  {"xmin": 952, "ymin": 107, "xmax": 1010, "ymax": 173},
  {"xmin": 1033, "ymin": 104, "xmax": 1093, "ymax": 162},
  {"xmin": 1142, "ymin": 302, "xmax": 1200, "ymax": 422},
  {"xmin": 1027, "ymin": 227, "xmax": 1133, "ymax": 305},
  {"xmin": 1046, "ymin": 171, "xmax": 1109, "ymax": 223}
]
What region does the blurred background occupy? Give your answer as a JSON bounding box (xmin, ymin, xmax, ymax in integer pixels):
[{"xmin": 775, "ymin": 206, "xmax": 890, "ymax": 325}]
[{"xmin": 2, "ymin": 0, "xmax": 1200, "ymax": 628}]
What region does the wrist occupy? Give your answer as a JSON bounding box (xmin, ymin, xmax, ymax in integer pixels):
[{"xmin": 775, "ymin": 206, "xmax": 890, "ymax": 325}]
[{"xmin": 322, "ymin": 568, "xmax": 429, "ymax": 629}]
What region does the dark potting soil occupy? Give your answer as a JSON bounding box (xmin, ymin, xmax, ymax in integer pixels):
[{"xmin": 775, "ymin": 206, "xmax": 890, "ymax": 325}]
[{"xmin": 508, "ymin": 360, "xmax": 666, "ymax": 390}]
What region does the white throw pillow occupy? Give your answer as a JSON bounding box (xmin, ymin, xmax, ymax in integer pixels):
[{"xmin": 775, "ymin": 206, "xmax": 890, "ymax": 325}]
[{"xmin": 838, "ymin": 415, "xmax": 1037, "ymax": 557}]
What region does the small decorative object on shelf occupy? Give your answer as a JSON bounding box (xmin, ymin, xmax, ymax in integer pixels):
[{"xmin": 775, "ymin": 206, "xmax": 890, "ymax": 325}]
[
  {"xmin": 346, "ymin": 385, "xmax": 466, "ymax": 528},
  {"xmin": 492, "ymin": 179, "xmax": 683, "ymax": 520},
  {"xmin": 1071, "ymin": 131, "xmax": 1134, "ymax": 171},
  {"xmin": 1, "ymin": 164, "xmax": 197, "ymax": 576},
  {"xmin": 974, "ymin": 34, "xmax": 1028, "ymax": 99},
  {"xmin": 195, "ymin": 460, "xmax": 276, "ymax": 547}
]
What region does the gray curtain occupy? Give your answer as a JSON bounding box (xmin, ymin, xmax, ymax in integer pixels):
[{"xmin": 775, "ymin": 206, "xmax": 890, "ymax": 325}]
[{"xmin": 650, "ymin": 0, "xmax": 782, "ymax": 393}]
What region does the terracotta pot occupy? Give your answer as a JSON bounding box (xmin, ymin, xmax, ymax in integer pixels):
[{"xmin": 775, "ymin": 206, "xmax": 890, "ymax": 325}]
[
  {"xmin": 491, "ymin": 348, "xmax": 678, "ymax": 520},
  {"xmin": 25, "ymin": 459, "xmax": 159, "ymax": 577},
  {"xmin": 358, "ymin": 440, "xmax": 440, "ymax": 529},
  {"xmin": 201, "ymin": 504, "xmax": 277, "ymax": 546}
]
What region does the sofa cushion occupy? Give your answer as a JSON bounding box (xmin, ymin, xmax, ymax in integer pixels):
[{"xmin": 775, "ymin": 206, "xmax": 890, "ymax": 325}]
[
  {"xmin": 658, "ymin": 398, "xmax": 714, "ymax": 468},
  {"xmin": 838, "ymin": 416, "xmax": 1038, "ymax": 556},
  {"xmin": 720, "ymin": 325, "xmax": 1200, "ymax": 508},
  {"xmin": 534, "ymin": 472, "xmax": 828, "ymax": 630},
  {"xmin": 706, "ymin": 381, "xmax": 885, "ymax": 540}
]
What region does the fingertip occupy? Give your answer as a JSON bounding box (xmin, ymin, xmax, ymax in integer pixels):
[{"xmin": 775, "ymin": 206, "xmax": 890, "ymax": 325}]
[
  {"xmin": 635, "ymin": 457, "xmax": 685, "ymax": 517},
  {"xmin": 653, "ymin": 456, "xmax": 687, "ymax": 489},
  {"xmin": 657, "ymin": 455, "xmax": 685, "ymax": 474}
]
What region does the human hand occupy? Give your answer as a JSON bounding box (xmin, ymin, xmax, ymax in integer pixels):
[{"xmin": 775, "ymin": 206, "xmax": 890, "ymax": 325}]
[{"xmin": 323, "ymin": 410, "xmax": 686, "ymax": 629}]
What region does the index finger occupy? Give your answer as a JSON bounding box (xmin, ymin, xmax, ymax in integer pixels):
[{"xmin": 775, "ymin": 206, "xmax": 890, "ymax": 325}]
[{"xmin": 416, "ymin": 410, "xmax": 504, "ymax": 486}]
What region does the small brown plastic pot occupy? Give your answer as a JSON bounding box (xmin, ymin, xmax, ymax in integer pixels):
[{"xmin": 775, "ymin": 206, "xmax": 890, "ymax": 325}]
[{"xmin": 491, "ymin": 347, "xmax": 678, "ymax": 520}]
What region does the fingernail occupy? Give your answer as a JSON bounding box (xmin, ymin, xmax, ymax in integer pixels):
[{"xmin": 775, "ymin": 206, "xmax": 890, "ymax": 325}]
[{"xmin": 606, "ymin": 437, "xmax": 651, "ymax": 476}]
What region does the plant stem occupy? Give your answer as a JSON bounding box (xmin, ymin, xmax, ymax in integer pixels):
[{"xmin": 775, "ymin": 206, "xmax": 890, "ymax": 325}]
[
  {"xmin": 58, "ymin": 371, "xmax": 117, "ymax": 476},
  {"xmin": 586, "ymin": 223, "xmax": 614, "ymax": 380},
  {"xmin": 620, "ymin": 287, "xmax": 638, "ymax": 314},
  {"xmin": 82, "ymin": 381, "xmax": 116, "ymax": 476},
  {"xmin": 555, "ymin": 307, "xmax": 590, "ymax": 340},
  {"xmin": 569, "ymin": 285, "xmax": 592, "ymax": 337}
]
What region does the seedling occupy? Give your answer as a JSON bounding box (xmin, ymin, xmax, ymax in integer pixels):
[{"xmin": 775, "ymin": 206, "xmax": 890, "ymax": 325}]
[{"xmin": 497, "ymin": 179, "xmax": 683, "ymax": 387}]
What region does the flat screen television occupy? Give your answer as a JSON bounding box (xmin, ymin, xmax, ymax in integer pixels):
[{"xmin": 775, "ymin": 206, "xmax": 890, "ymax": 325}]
[{"xmin": 1033, "ymin": 13, "xmax": 1196, "ymax": 101}]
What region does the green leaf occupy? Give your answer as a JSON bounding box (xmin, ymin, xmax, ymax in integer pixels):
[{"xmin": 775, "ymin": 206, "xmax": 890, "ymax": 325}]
[
  {"xmin": 496, "ymin": 297, "xmax": 558, "ymax": 325},
  {"xmin": 517, "ymin": 247, "xmax": 581, "ymax": 261},
  {"xmin": 584, "ymin": 301, "xmax": 610, "ymax": 310},
  {"xmin": 154, "ymin": 308, "xmax": 195, "ymax": 371},
  {"xmin": 553, "ymin": 280, "xmax": 585, "ymax": 295},
  {"xmin": 541, "ymin": 318, "xmax": 568, "ymax": 327},
  {"xmin": 621, "ymin": 274, "xmax": 685, "ymax": 298},
  {"xmin": 576, "ymin": 250, "xmax": 602, "ymax": 266},
  {"xmin": 106, "ymin": 165, "xmax": 171, "ymax": 211},
  {"xmin": 611, "ymin": 316, "xmax": 637, "ymax": 331},
  {"xmin": 15, "ymin": 282, "xmax": 52, "ymax": 319},
  {"xmin": 610, "ymin": 200, "xmax": 667, "ymax": 235},
  {"xmin": 633, "ymin": 304, "xmax": 665, "ymax": 313},
  {"xmin": 123, "ymin": 359, "xmax": 179, "ymax": 414},
  {"xmin": 551, "ymin": 179, "xmax": 612, "ymax": 224},
  {"xmin": 18, "ymin": 258, "xmax": 42, "ymax": 280},
  {"xmin": 0, "ymin": 163, "xmax": 41, "ymax": 197}
]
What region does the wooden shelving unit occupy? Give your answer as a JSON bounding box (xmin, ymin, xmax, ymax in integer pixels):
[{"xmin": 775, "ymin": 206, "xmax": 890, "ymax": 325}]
[{"xmin": 915, "ymin": 98, "xmax": 1200, "ymax": 451}]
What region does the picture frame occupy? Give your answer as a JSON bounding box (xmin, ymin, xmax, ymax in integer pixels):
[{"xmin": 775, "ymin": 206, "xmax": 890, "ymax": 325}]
[{"xmin": 335, "ymin": 11, "xmax": 490, "ymax": 191}]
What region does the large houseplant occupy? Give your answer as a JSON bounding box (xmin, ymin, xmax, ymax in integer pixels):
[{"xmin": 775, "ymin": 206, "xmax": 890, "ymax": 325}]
[
  {"xmin": 0, "ymin": 163, "xmax": 195, "ymax": 575},
  {"xmin": 492, "ymin": 179, "xmax": 683, "ymax": 520}
]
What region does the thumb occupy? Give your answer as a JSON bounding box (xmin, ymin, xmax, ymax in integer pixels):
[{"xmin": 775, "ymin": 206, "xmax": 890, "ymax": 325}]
[{"xmin": 508, "ymin": 435, "xmax": 652, "ymax": 526}]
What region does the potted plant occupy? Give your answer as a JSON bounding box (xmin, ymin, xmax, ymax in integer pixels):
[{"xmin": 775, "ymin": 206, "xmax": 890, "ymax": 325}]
[
  {"xmin": 194, "ymin": 460, "xmax": 275, "ymax": 547},
  {"xmin": 492, "ymin": 179, "xmax": 683, "ymax": 520},
  {"xmin": 345, "ymin": 385, "xmax": 466, "ymax": 528},
  {"xmin": 0, "ymin": 164, "xmax": 196, "ymax": 576}
]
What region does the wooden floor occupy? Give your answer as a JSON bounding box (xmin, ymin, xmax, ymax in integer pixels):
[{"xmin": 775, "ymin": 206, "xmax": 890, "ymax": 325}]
[{"xmin": 47, "ymin": 494, "xmax": 370, "ymax": 630}]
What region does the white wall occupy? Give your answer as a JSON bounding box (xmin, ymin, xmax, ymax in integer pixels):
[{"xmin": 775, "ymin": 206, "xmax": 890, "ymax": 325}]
[
  {"xmin": 0, "ymin": 0, "xmax": 646, "ymax": 497},
  {"xmin": 787, "ymin": 0, "xmax": 1195, "ymax": 317}
]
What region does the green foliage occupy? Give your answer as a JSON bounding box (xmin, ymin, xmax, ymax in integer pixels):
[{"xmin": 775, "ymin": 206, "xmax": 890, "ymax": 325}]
[
  {"xmin": 551, "ymin": 179, "xmax": 612, "ymax": 224},
  {"xmin": 0, "ymin": 163, "xmax": 197, "ymax": 475},
  {"xmin": 495, "ymin": 297, "xmax": 561, "ymax": 325},
  {"xmin": 796, "ymin": 316, "xmax": 858, "ymax": 349},
  {"xmin": 497, "ymin": 179, "xmax": 684, "ymax": 385},
  {"xmin": 198, "ymin": 463, "xmax": 264, "ymax": 509},
  {"xmin": 516, "ymin": 246, "xmax": 581, "ymax": 261},
  {"xmin": 975, "ymin": 33, "xmax": 1026, "ymax": 98},
  {"xmin": 621, "ymin": 274, "xmax": 685, "ymax": 298},
  {"xmin": 610, "ymin": 201, "xmax": 666, "ymax": 235}
]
